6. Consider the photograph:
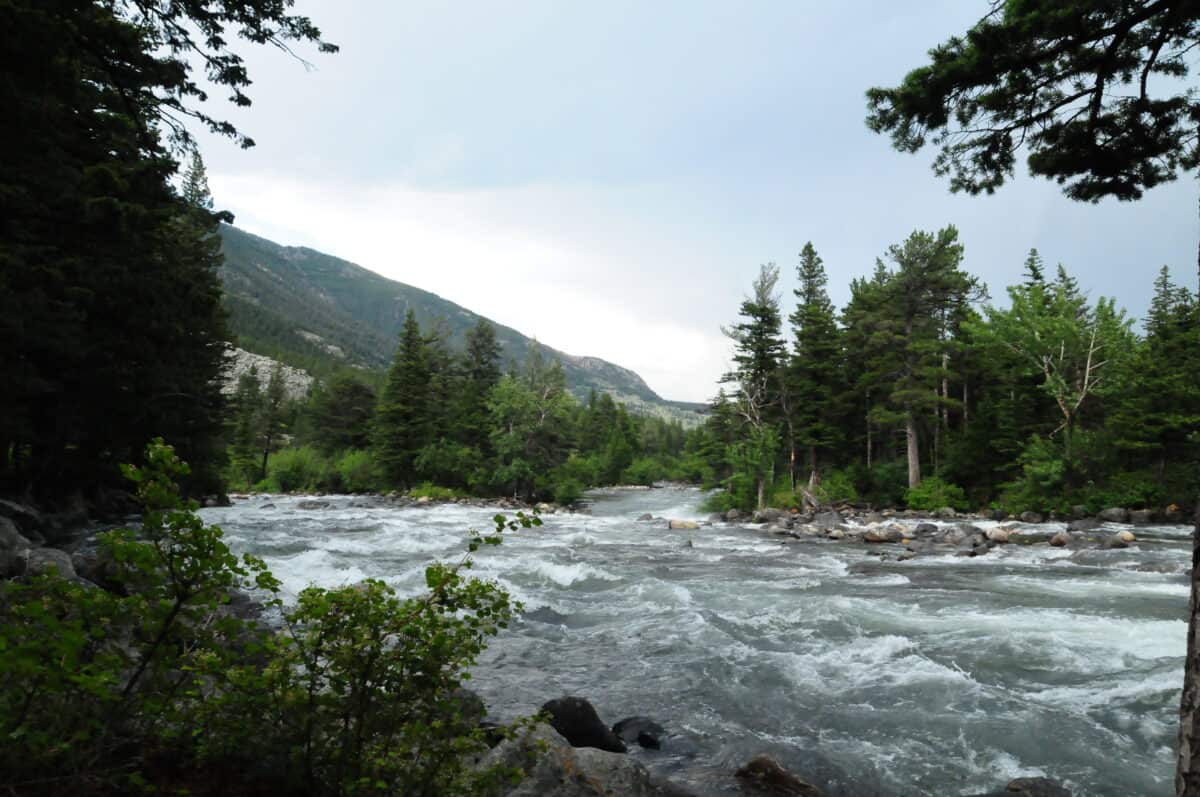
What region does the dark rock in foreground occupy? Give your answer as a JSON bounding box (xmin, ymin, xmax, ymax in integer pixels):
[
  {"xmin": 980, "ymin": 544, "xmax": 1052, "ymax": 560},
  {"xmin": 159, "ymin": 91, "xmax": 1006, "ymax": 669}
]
[
  {"xmin": 480, "ymin": 723, "xmax": 694, "ymax": 796},
  {"xmin": 735, "ymin": 754, "xmax": 827, "ymax": 796},
  {"xmin": 964, "ymin": 775, "xmax": 1073, "ymax": 796},
  {"xmin": 541, "ymin": 696, "xmax": 627, "ymax": 753}
]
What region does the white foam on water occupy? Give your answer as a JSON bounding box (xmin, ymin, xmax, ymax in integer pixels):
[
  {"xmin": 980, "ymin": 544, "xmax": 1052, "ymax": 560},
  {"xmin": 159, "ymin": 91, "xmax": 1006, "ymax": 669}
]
[
  {"xmin": 990, "ymin": 574, "xmax": 1188, "ymax": 599},
  {"xmin": 513, "ymin": 559, "xmax": 621, "ymax": 587},
  {"xmin": 267, "ymin": 548, "xmax": 370, "ymax": 594}
]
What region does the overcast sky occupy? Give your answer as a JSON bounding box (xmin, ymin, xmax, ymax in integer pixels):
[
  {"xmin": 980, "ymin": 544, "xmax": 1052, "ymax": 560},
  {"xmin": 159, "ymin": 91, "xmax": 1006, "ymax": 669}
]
[{"xmin": 198, "ymin": 0, "xmax": 1197, "ymax": 403}]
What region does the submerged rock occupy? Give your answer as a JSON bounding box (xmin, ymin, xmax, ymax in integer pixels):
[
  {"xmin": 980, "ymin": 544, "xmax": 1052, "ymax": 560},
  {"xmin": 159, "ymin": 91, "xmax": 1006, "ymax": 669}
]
[
  {"xmin": 638, "ymin": 513, "xmax": 654, "ymax": 521},
  {"xmin": 1066, "ymin": 518, "xmax": 1097, "ymax": 532},
  {"xmin": 612, "ymin": 716, "xmax": 666, "ymax": 750},
  {"xmin": 1049, "ymin": 531, "xmax": 1073, "ymax": 547},
  {"xmin": 1102, "ymin": 534, "xmax": 1129, "ymax": 550},
  {"xmin": 541, "ymin": 696, "xmax": 626, "ymax": 753},
  {"xmin": 735, "ymin": 754, "xmax": 826, "ymax": 797},
  {"xmin": 297, "ymin": 499, "xmax": 330, "ymax": 510}
]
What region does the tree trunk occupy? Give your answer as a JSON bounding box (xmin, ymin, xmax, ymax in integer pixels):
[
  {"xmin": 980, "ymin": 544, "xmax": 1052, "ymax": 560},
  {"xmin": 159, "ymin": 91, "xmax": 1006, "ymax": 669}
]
[
  {"xmin": 756, "ymin": 477, "xmax": 766, "ymax": 512},
  {"xmin": 1178, "ymin": 502, "xmax": 1200, "ymax": 797},
  {"xmin": 905, "ymin": 411, "xmax": 920, "ymax": 488},
  {"xmin": 1177, "ymin": 180, "xmax": 1200, "ymax": 797}
]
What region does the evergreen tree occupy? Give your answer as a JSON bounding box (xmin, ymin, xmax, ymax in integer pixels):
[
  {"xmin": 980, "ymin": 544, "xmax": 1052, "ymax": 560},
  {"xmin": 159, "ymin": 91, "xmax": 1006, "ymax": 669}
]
[
  {"xmin": 488, "ymin": 351, "xmax": 573, "ymax": 500},
  {"xmin": 786, "ymin": 242, "xmax": 843, "ymax": 490},
  {"xmin": 308, "ymin": 373, "xmax": 376, "ymax": 454},
  {"xmin": 375, "ymin": 310, "xmax": 433, "ymax": 488},
  {"xmin": 722, "ymin": 264, "xmax": 787, "ymax": 509},
  {"xmin": 880, "ymin": 226, "xmax": 981, "ymax": 488},
  {"xmin": 454, "ymin": 319, "xmax": 503, "ymax": 452},
  {"xmin": 182, "ymin": 151, "xmax": 214, "ymax": 210}
]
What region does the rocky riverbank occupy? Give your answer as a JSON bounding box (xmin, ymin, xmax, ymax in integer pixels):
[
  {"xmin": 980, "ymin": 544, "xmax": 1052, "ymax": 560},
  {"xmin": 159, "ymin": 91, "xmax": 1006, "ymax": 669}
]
[{"xmin": 637, "ymin": 502, "xmax": 1188, "ymax": 562}]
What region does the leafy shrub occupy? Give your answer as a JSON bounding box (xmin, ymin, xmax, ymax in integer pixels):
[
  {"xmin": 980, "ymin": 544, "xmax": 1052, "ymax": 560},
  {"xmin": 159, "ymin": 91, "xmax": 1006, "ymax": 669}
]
[
  {"xmin": 1080, "ymin": 469, "xmax": 1167, "ymax": 511},
  {"xmin": 622, "ymin": 457, "xmax": 666, "ymax": 487},
  {"xmin": 905, "ymin": 476, "xmax": 969, "ymax": 511},
  {"xmin": 0, "ymin": 440, "xmax": 533, "ymax": 796},
  {"xmin": 812, "ymin": 469, "xmax": 859, "ymax": 505},
  {"xmin": 552, "ymin": 477, "xmax": 584, "ymax": 506},
  {"xmin": 336, "ymin": 448, "xmax": 382, "ymax": 493},
  {"xmin": 851, "ymin": 460, "xmax": 908, "ymax": 508},
  {"xmin": 700, "ymin": 488, "xmax": 737, "ymax": 513},
  {"xmin": 997, "ymin": 435, "xmax": 1068, "ymax": 514},
  {"xmin": 409, "ymin": 482, "xmax": 468, "ymax": 501},
  {"xmin": 265, "ymin": 445, "xmax": 331, "ymax": 493}
]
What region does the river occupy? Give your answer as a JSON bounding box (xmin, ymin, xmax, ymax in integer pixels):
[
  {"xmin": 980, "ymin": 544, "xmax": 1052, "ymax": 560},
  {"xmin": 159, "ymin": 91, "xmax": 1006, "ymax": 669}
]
[{"xmin": 199, "ymin": 487, "xmax": 1189, "ymax": 796}]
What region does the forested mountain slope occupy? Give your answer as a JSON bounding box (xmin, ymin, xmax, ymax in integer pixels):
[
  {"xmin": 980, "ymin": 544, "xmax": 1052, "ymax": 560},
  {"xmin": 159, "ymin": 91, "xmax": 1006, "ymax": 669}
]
[{"xmin": 218, "ymin": 225, "xmax": 704, "ymax": 422}]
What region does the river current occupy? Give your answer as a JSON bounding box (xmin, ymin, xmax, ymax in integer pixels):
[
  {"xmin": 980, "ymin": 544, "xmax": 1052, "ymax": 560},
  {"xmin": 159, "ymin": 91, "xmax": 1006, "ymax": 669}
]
[{"xmin": 200, "ymin": 487, "xmax": 1190, "ymax": 796}]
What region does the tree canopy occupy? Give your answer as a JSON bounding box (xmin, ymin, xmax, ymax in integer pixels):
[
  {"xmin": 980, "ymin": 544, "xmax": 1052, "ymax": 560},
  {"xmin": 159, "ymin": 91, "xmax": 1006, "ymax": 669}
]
[{"xmin": 866, "ymin": 0, "xmax": 1200, "ymax": 201}]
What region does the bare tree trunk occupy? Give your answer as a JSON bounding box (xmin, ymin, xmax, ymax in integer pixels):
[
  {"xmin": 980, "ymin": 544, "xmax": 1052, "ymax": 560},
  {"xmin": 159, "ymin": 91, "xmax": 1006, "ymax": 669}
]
[
  {"xmin": 962, "ymin": 379, "xmax": 970, "ymax": 428},
  {"xmin": 905, "ymin": 411, "xmax": 920, "ymax": 488}
]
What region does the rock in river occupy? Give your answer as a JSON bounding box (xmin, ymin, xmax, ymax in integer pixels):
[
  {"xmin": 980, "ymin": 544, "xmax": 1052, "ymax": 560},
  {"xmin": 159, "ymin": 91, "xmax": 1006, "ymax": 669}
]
[
  {"xmin": 668, "ymin": 520, "xmax": 699, "ymax": 530},
  {"xmin": 541, "ymin": 696, "xmax": 627, "ymax": 753},
  {"xmin": 735, "ymin": 754, "xmax": 827, "ymax": 796},
  {"xmin": 612, "ymin": 716, "xmax": 666, "ymax": 749},
  {"xmin": 1097, "ymin": 507, "xmax": 1129, "ymax": 523},
  {"xmin": 479, "ymin": 723, "xmax": 693, "ymax": 796}
]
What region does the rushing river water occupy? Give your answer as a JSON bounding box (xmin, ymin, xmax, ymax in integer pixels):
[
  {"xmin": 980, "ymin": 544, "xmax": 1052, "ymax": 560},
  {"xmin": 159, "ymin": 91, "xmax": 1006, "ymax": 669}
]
[{"xmin": 200, "ymin": 487, "xmax": 1190, "ymax": 796}]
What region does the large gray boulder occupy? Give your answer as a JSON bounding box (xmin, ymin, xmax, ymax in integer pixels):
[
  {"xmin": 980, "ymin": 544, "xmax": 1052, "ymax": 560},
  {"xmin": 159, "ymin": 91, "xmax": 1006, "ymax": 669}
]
[
  {"xmin": 1097, "ymin": 507, "xmax": 1129, "ymax": 523},
  {"xmin": 540, "ymin": 697, "xmax": 626, "ymax": 753},
  {"xmin": 479, "ymin": 723, "xmax": 693, "ymax": 797},
  {"xmin": 0, "ymin": 516, "xmax": 33, "ymax": 577},
  {"xmin": 1129, "ymin": 509, "xmax": 1155, "ymax": 525},
  {"xmin": 612, "ymin": 716, "xmax": 666, "ymax": 750},
  {"xmin": 864, "ymin": 526, "xmax": 904, "ymax": 543},
  {"xmin": 1019, "ymin": 511, "xmax": 1044, "ymax": 524},
  {"xmin": 813, "ymin": 511, "xmax": 842, "ymax": 530}
]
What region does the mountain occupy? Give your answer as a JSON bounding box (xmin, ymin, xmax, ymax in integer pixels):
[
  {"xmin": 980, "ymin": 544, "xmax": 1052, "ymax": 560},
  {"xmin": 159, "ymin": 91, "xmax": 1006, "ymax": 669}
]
[{"xmin": 217, "ymin": 225, "xmax": 706, "ymax": 424}]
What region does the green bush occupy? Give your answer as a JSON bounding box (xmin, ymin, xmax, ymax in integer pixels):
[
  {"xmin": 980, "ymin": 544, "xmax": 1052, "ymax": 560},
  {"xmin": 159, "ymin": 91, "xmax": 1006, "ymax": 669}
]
[
  {"xmin": 812, "ymin": 469, "xmax": 859, "ymax": 505},
  {"xmin": 700, "ymin": 488, "xmax": 737, "ymax": 513},
  {"xmin": 905, "ymin": 476, "xmax": 969, "ymax": 511},
  {"xmin": 851, "ymin": 460, "xmax": 908, "ymax": 508},
  {"xmin": 336, "ymin": 448, "xmax": 382, "ymax": 493},
  {"xmin": 1080, "ymin": 470, "xmax": 1167, "ymax": 512},
  {"xmin": 997, "ymin": 435, "xmax": 1068, "ymax": 514},
  {"xmin": 622, "ymin": 457, "xmax": 666, "ymax": 487},
  {"xmin": 0, "ymin": 440, "xmax": 533, "ymax": 796},
  {"xmin": 265, "ymin": 445, "xmax": 331, "ymax": 493},
  {"xmin": 552, "ymin": 477, "xmax": 584, "ymax": 506},
  {"xmin": 409, "ymin": 482, "xmax": 468, "ymax": 501}
]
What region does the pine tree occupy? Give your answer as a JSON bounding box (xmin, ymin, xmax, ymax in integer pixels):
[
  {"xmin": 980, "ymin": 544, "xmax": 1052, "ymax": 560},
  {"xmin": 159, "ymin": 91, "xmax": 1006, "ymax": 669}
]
[
  {"xmin": 880, "ymin": 226, "xmax": 981, "ymax": 488},
  {"xmin": 785, "ymin": 242, "xmax": 843, "ymax": 490},
  {"xmin": 182, "ymin": 151, "xmax": 214, "ymax": 210},
  {"xmin": 454, "ymin": 319, "xmax": 503, "ymax": 452},
  {"xmin": 308, "ymin": 373, "xmax": 376, "ymax": 454},
  {"xmin": 374, "ymin": 310, "xmax": 433, "ymax": 488},
  {"xmin": 722, "ymin": 264, "xmax": 787, "ymax": 509}
]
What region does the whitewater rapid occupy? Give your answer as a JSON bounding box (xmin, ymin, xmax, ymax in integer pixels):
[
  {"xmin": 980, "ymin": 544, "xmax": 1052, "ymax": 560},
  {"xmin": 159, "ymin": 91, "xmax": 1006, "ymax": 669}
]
[{"xmin": 200, "ymin": 488, "xmax": 1190, "ymax": 796}]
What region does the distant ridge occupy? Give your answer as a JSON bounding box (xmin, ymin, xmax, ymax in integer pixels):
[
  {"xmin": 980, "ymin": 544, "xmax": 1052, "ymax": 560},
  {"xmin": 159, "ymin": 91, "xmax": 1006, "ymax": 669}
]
[{"xmin": 217, "ymin": 225, "xmax": 706, "ymax": 424}]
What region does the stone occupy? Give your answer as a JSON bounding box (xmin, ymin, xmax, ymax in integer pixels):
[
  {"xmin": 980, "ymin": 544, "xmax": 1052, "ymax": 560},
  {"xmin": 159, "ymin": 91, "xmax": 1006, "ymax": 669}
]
[
  {"xmin": 540, "ymin": 697, "xmax": 626, "ymax": 753},
  {"xmin": 1019, "ymin": 511, "xmax": 1044, "ymax": 524},
  {"xmin": 753, "ymin": 508, "xmax": 786, "ymax": 524},
  {"xmin": 612, "ymin": 716, "xmax": 666, "ymax": 750},
  {"xmin": 1049, "ymin": 531, "xmax": 1073, "ymax": 547},
  {"xmin": 897, "ymin": 550, "xmax": 918, "ymax": 561},
  {"xmin": 813, "ymin": 511, "xmax": 842, "ymax": 530},
  {"xmin": 990, "ymin": 509, "xmax": 1009, "ymax": 521},
  {"xmin": 826, "ymin": 529, "xmax": 845, "ymax": 540},
  {"xmin": 1067, "ymin": 518, "xmax": 1097, "ymax": 532},
  {"xmin": 0, "ymin": 498, "xmax": 44, "ymax": 536},
  {"xmin": 637, "ymin": 513, "xmax": 654, "ymax": 522},
  {"xmin": 0, "ymin": 516, "xmax": 33, "ymax": 578},
  {"xmin": 864, "ymin": 511, "xmax": 885, "ymax": 525},
  {"xmin": 725, "ymin": 509, "xmax": 743, "ymax": 522},
  {"xmin": 1129, "ymin": 509, "xmax": 1155, "ymax": 525},
  {"xmin": 477, "ymin": 723, "xmax": 693, "ymax": 797},
  {"xmin": 864, "ymin": 526, "xmax": 904, "ymax": 543},
  {"xmin": 668, "ymin": 520, "xmax": 699, "ymax": 530},
  {"xmin": 935, "ymin": 506, "xmax": 957, "ymax": 519},
  {"xmin": 735, "ymin": 754, "xmax": 827, "ymax": 797},
  {"xmin": 297, "ymin": 500, "xmax": 330, "ymax": 510},
  {"xmin": 1102, "ymin": 534, "xmax": 1129, "ymax": 550},
  {"xmin": 1097, "ymin": 507, "xmax": 1129, "ymax": 523},
  {"xmin": 1116, "ymin": 530, "xmax": 1136, "ymax": 543},
  {"xmin": 1005, "ymin": 776, "xmax": 1073, "ymax": 797},
  {"xmin": 913, "ymin": 522, "xmax": 939, "ymax": 535},
  {"xmin": 985, "ymin": 528, "xmax": 1010, "ymax": 544},
  {"xmin": 1069, "ymin": 505, "xmax": 1090, "ymax": 520},
  {"xmin": 24, "ymin": 547, "xmax": 81, "ymax": 581}
]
